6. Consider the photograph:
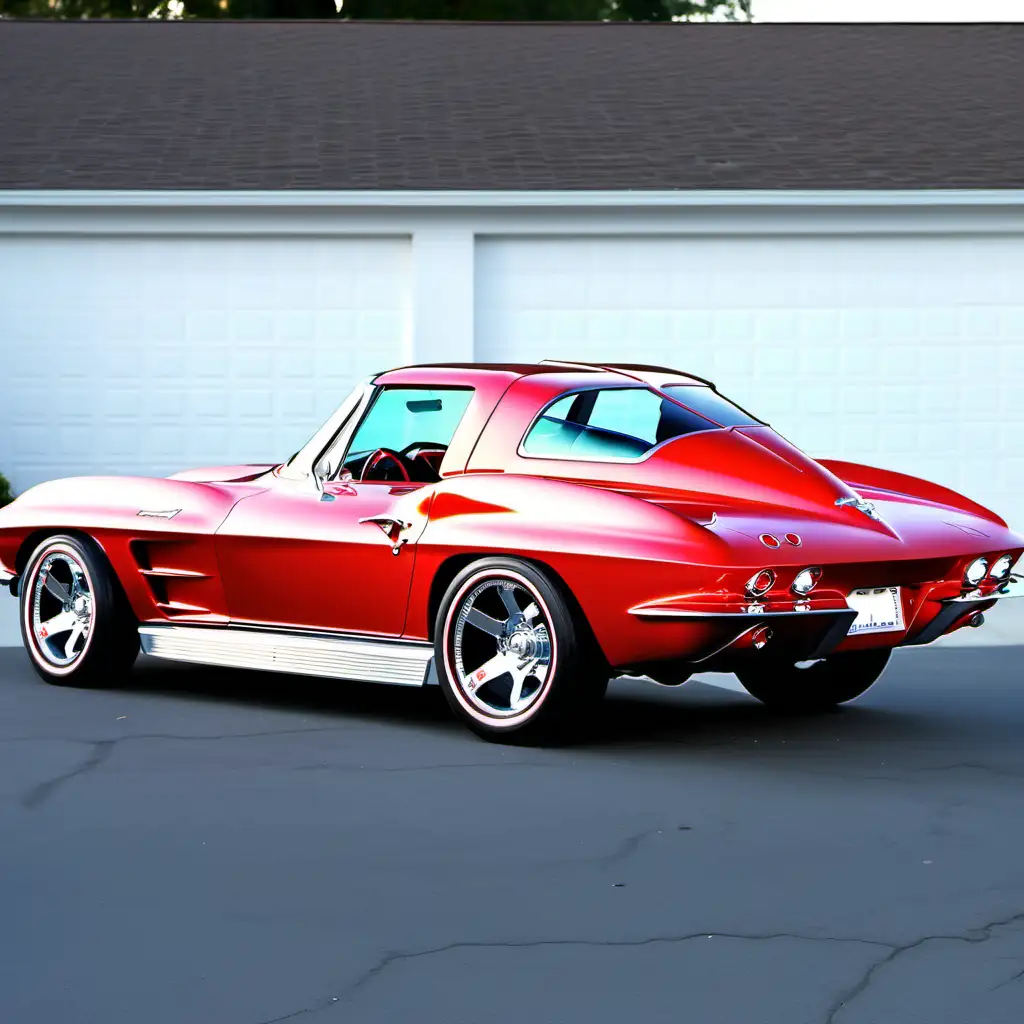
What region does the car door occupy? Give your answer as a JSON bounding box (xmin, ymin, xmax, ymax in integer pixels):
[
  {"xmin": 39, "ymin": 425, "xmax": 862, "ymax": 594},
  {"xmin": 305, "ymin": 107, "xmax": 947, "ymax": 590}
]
[
  {"xmin": 214, "ymin": 475, "xmax": 430, "ymax": 636},
  {"xmin": 213, "ymin": 384, "xmax": 474, "ymax": 637}
]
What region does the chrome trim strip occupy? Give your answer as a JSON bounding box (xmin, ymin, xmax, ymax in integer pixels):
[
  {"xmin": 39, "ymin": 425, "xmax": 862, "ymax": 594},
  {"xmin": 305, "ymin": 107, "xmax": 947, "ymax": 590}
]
[
  {"xmin": 138, "ymin": 624, "xmax": 434, "ymax": 687},
  {"xmin": 947, "ymin": 575, "xmax": 1024, "ymax": 602},
  {"xmin": 628, "ymin": 605, "xmax": 852, "ymax": 619},
  {"xmin": 137, "ymin": 509, "xmax": 181, "ymax": 519}
]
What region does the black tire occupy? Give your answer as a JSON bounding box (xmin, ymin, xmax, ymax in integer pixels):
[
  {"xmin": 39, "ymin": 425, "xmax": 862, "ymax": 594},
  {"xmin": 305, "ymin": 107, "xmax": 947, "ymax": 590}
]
[
  {"xmin": 735, "ymin": 649, "xmax": 891, "ymax": 712},
  {"xmin": 434, "ymin": 557, "xmax": 607, "ymax": 744},
  {"xmin": 20, "ymin": 534, "xmax": 139, "ymax": 688}
]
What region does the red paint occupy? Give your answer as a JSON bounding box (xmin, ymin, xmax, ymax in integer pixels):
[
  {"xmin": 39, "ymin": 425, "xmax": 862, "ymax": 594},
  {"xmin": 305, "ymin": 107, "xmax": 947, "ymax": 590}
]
[{"xmin": 0, "ymin": 362, "xmax": 1020, "ymax": 673}]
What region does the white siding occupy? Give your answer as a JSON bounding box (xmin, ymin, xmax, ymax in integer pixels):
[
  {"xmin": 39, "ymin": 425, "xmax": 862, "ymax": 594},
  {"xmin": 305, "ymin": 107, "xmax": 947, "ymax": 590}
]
[
  {"xmin": 476, "ymin": 234, "xmax": 1024, "ymax": 522},
  {"xmin": 0, "ymin": 235, "xmax": 411, "ymax": 490}
]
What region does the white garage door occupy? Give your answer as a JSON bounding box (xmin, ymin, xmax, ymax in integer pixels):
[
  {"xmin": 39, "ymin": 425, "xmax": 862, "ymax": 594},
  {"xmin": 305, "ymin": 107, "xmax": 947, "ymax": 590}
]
[
  {"xmin": 0, "ymin": 235, "xmax": 410, "ymax": 491},
  {"xmin": 476, "ymin": 235, "xmax": 1024, "ymax": 521}
]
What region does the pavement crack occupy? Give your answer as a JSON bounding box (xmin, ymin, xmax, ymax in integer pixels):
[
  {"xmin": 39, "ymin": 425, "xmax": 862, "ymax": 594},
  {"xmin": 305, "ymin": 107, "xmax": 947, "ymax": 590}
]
[
  {"xmin": 989, "ymin": 964, "xmax": 1024, "ymax": 992},
  {"xmin": 598, "ymin": 827, "xmax": 666, "ymax": 868},
  {"xmin": 21, "ymin": 739, "xmax": 116, "ymax": 810},
  {"xmin": 337, "ymin": 930, "xmax": 892, "ymax": 1007},
  {"xmin": 252, "ymin": 996, "xmax": 340, "ymax": 1024},
  {"xmin": 824, "ymin": 908, "xmax": 1024, "ymax": 1023}
]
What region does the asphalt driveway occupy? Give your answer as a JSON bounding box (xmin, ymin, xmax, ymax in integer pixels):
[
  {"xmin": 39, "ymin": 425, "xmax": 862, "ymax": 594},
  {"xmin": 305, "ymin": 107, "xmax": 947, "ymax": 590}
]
[{"xmin": 2, "ymin": 644, "xmax": 1024, "ymax": 1024}]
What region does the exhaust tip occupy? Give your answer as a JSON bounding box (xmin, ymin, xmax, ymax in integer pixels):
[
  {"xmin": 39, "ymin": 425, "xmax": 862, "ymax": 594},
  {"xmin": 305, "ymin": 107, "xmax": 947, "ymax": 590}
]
[
  {"xmin": 751, "ymin": 625, "xmax": 773, "ymax": 650},
  {"xmin": 969, "ymin": 612, "xmax": 986, "ymax": 629}
]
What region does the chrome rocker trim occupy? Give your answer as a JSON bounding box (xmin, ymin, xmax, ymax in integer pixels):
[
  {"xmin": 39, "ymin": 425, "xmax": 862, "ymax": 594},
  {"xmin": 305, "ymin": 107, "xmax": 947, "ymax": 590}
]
[{"xmin": 139, "ymin": 624, "xmax": 435, "ymax": 687}]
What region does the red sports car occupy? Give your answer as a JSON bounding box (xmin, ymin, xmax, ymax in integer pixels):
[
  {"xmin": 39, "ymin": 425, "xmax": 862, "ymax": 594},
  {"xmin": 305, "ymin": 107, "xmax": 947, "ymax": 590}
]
[{"xmin": 1, "ymin": 361, "xmax": 1021, "ymax": 742}]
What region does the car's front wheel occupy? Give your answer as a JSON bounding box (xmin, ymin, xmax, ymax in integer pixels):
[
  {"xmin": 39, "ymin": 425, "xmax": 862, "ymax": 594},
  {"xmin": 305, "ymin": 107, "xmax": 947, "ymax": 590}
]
[
  {"xmin": 735, "ymin": 649, "xmax": 891, "ymax": 712},
  {"xmin": 20, "ymin": 534, "xmax": 139, "ymax": 688},
  {"xmin": 435, "ymin": 558, "xmax": 607, "ymax": 743}
]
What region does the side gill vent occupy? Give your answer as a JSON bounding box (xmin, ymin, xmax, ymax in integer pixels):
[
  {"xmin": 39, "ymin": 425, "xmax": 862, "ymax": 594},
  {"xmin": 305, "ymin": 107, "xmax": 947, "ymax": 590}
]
[{"xmin": 131, "ymin": 540, "xmax": 213, "ymax": 617}]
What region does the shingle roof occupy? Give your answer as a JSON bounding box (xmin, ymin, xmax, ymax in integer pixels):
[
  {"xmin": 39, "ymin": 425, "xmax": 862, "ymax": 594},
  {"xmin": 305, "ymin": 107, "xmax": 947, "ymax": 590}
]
[{"xmin": 1, "ymin": 21, "xmax": 1022, "ymax": 191}]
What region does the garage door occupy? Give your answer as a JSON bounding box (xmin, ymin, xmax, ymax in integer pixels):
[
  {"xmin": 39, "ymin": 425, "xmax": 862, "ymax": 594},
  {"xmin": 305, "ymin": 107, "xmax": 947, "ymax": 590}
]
[
  {"xmin": 0, "ymin": 235, "xmax": 410, "ymax": 491},
  {"xmin": 476, "ymin": 235, "xmax": 1024, "ymax": 521}
]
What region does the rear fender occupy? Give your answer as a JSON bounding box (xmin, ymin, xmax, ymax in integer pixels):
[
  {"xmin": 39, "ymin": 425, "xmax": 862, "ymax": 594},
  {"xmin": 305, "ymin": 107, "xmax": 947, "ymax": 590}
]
[
  {"xmin": 407, "ymin": 473, "xmax": 731, "ymax": 666},
  {"xmin": 818, "ymin": 460, "xmax": 1006, "ymax": 527}
]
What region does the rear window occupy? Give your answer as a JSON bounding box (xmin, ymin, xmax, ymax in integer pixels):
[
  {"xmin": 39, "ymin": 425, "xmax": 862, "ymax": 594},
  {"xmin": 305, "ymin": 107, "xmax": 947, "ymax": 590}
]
[
  {"xmin": 522, "ymin": 386, "xmax": 717, "ymax": 460},
  {"xmin": 662, "ymin": 385, "xmax": 761, "ymax": 427}
]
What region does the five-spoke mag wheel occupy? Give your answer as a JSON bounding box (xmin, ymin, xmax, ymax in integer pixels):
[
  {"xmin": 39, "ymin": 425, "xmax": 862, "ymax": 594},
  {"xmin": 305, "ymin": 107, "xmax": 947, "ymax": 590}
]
[
  {"xmin": 27, "ymin": 548, "xmax": 94, "ymax": 671},
  {"xmin": 436, "ymin": 558, "xmax": 607, "ymax": 743},
  {"xmin": 21, "ymin": 534, "xmax": 139, "ymax": 687}
]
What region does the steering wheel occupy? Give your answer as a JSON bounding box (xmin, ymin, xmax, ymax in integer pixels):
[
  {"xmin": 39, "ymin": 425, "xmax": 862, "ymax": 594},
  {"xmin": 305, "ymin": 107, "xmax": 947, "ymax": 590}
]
[
  {"xmin": 359, "ymin": 447, "xmax": 415, "ymax": 483},
  {"xmin": 398, "ymin": 441, "xmax": 447, "ymax": 459}
]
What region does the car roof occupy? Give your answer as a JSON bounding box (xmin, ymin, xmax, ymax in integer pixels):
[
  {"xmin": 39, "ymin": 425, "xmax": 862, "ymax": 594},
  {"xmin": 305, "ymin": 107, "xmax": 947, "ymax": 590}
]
[{"xmin": 376, "ymin": 360, "xmax": 714, "ymax": 388}]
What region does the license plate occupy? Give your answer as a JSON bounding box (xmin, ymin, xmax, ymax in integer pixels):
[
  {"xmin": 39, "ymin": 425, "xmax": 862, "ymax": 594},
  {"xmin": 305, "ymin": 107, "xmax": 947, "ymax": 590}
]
[{"xmin": 846, "ymin": 587, "xmax": 905, "ymax": 635}]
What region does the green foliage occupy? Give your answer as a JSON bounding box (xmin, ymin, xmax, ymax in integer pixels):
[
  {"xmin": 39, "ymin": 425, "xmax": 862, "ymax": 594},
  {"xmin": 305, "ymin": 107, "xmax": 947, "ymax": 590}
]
[
  {"xmin": 0, "ymin": 0, "xmax": 752, "ymax": 20},
  {"xmin": 0, "ymin": 474, "xmax": 13, "ymax": 509}
]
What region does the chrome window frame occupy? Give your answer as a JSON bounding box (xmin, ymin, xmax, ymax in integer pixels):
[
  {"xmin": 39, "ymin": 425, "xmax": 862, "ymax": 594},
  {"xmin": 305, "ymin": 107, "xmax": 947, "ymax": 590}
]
[
  {"xmin": 275, "ymin": 376, "xmax": 378, "ymax": 487},
  {"xmin": 516, "ymin": 384, "xmax": 721, "ymax": 466}
]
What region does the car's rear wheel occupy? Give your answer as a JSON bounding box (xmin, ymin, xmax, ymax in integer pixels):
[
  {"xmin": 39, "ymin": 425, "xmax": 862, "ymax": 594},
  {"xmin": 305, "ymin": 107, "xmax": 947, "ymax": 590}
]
[
  {"xmin": 20, "ymin": 534, "xmax": 139, "ymax": 688},
  {"xmin": 435, "ymin": 558, "xmax": 607, "ymax": 744},
  {"xmin": 735, "ymin": 649, "xmax": 891, "ymax": 712}
]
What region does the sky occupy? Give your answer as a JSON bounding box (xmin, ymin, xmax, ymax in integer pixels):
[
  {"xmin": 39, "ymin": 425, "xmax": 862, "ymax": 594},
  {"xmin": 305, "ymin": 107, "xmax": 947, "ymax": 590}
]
[{"xmin": 754, "ymin": 0, "xmax": 1024, "ymax": 19}]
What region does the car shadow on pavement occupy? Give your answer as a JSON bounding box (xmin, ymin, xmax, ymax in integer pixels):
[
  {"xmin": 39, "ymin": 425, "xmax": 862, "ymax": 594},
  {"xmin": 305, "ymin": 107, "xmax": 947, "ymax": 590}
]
[{"xmin": 108, "ymin": 649, "xmax": 992, "ymax": 761}]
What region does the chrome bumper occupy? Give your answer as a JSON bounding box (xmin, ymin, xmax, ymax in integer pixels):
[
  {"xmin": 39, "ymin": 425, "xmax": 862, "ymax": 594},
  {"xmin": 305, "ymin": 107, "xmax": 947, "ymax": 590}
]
[
  {"xmin": 628, "ymin": 604, "xmax": 859, "ymax": 660},
  {"xmin": 903, "ymin": 575, "xmax": 1022, "ymax": 646},
  {"xmin": 947, "ymin": 574, "xmax": 1024, "ymax": 603}
]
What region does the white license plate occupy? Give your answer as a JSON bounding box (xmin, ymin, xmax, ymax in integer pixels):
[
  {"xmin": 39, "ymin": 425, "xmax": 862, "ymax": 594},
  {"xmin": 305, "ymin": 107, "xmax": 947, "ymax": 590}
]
[{"xmin": 846, "ymin": 587, "xmax": 905, "ymax": 635}]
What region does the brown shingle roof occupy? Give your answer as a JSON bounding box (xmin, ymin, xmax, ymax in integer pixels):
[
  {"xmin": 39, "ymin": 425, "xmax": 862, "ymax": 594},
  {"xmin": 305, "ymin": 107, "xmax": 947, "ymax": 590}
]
[{"xmin": 1, "ymin": 21, "xmax": 1022, "ymax": 190}]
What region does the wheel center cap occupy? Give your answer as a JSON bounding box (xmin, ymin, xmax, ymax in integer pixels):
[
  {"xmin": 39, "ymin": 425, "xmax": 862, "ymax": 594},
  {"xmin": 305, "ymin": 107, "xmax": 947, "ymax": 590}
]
[
  {"xmin": 507, "ymin": 630, "xmax": 535, "ymax": 658},
  {"xmin": 73, "ymin": 596, "xmax": 90, "ymax": 618}
]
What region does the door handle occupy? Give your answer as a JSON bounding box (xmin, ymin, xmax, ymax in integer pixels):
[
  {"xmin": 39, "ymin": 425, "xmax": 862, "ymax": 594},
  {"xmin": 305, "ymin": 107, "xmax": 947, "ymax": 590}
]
[{"xmin": 358, "ymin": 516, "xmax": 413, "ymax": 555}]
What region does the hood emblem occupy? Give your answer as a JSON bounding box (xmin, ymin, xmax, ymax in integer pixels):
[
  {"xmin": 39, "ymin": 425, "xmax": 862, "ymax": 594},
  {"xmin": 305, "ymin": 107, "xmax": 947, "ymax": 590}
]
[
  {"xmin": 836, "ymin": 496, "xmax": 881, "ymax": 521},
  {"xmin": 137, "ymin": 509, "xmax": 181, "ymax": 519}
]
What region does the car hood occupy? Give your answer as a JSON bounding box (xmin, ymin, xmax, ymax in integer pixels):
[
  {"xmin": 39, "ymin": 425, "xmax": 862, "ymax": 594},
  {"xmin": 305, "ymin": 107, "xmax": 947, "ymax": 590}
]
[{"xmin": 168, "ymin": 464, "xmax": 277, "ymax": 483}]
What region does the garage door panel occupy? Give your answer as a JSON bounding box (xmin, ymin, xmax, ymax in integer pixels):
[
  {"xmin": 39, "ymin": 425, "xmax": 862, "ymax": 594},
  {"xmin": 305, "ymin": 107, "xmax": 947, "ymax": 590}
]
[
  {"xmin": 476, "ymin": 235, "xmax": 1024, "ymax": 519},
  {"xmin": 0, "ymin": 235, "xmax": 410, "ymax": 491}
]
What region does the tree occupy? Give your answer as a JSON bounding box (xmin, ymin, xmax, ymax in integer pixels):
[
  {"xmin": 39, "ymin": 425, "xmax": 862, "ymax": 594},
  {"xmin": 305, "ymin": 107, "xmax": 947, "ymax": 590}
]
[{"xmin": 0, "ymin": 0, "xmax": 753, "ymax": 19}]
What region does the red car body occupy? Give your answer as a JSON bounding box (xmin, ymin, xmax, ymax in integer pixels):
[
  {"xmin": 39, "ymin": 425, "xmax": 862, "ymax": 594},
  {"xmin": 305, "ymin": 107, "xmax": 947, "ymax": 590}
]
[{"xmin": 1, "ymin": 360, "xmax": 1021, "ymax": 699}]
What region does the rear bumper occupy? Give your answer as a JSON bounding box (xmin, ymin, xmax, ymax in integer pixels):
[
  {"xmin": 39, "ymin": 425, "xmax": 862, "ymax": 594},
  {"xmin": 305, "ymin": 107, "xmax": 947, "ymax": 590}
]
[
  {"xmin": 626, "ymin": 573, "xmax": 1023, "ymax": 665},
  {"xmin": 628, "ymin": 603, "xmax": 859, "ymax": 662},
  {"xmin": 902, "ymin": 574, "xmax": 1023, "ymax": 646}
]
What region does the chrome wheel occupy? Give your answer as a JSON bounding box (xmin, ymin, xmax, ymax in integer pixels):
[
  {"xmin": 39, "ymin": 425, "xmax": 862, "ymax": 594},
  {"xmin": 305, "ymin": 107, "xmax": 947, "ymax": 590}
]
[
  {"xmin": 447, "ymin": 573, "xmax": 555, "ymax": 719},
  {"xmin": 27, "ymin": 548, "xmax": 94, "ymax": 670}
]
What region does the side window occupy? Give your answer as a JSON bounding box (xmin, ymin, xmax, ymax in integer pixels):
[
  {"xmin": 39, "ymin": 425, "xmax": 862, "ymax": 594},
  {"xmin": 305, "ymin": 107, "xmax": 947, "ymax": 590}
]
[
  {"xmin": 522, "ymin": 387, "xmax": 715, "ymax": 460},
  {"xmin": 663, "ymin": 385, "xmax": 762, "ymax": 427},
  {"xmin": 344, "ymin": 387, "xmax": 473, "ymax": 471},
  {"xmin": 588, "ymin": 389, "xmax": 662, "ymax": 446}
]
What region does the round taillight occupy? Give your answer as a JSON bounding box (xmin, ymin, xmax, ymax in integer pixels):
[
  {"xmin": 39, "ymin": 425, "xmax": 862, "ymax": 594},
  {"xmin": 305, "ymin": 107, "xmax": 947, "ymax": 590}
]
[
  {"xmin": 745, "ymin": 569, "xmax": 776, "ymax": 598},
  {"xmin": 785, "ymin": 533, "xmax": 802, "ymax": 547},
  {"xmin": 760, "ymin": 534, "xmax": 780, "ymax": 549},
  {"xmin": 964, "ymin": 558, "xmax": 988, "ymax": 587},
  {"xmin": 792, "ymin": 567, "xmax": 822, "ymax": 596},
  {"xmin": 990, "ymin": 554, "xmax": 1014, "ymax": 581}
]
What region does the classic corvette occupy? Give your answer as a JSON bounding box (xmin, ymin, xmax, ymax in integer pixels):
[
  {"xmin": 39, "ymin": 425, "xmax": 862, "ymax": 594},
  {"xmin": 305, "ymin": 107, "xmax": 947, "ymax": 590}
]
[{"xmin": 1, "ymin": 360, "xmax": 1021, "ymax": 742}]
